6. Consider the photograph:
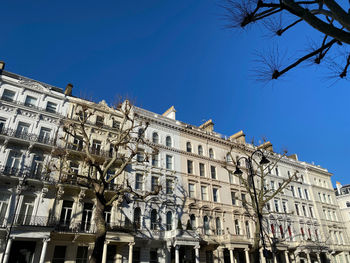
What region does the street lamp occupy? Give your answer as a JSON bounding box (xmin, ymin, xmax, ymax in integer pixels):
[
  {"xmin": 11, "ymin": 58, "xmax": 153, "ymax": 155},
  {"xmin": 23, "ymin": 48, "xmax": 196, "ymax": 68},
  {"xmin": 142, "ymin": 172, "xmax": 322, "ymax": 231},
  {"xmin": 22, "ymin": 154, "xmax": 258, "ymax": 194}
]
[{"xmin": 234, "ymin": 150, "xmax": 272, "ymax": 262}]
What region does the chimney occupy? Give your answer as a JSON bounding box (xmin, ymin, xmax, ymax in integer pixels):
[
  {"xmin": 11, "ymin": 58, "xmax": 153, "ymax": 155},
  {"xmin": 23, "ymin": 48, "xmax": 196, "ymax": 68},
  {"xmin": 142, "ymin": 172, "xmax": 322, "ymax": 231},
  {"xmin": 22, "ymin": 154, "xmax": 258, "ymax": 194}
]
[
  {"xmin": 257, "ymin": 141, "xmax": 273, "ymax": 152},
  {"xmin": 230, "ymin": 130, "xmax": 246, "ymax": 143},
  {"xmin": 0, "ymin": 61, "xmax": 5, "ymax": 74},
  {"xmin": 64, "ymin": 83, "xmax": 73, "ymax": 96},
  {"xmin": 336, "ymin": 181, "xmax": 342, "ymax": 195},
  {"xmin": 199, "ymin": 119, "xmax": 214, "ymax": 132},
  {"xmin": 162, "ymin": 106, "xmax": 176, "ymax": 120}
]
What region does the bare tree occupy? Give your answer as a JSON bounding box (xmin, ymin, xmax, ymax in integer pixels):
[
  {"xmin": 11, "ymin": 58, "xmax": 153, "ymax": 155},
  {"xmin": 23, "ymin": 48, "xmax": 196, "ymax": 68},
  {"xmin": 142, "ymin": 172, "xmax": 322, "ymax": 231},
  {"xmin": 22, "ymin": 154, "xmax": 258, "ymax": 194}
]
[
  {"xmin": 223, "ymin": 0, "xmax": 350, "ymax": 81},
  {"xmin": 52, "ymin": 100, "xmax": 160, "ymax": 263},
  {"xmin": 223, "ymin": 143, "xmax": 299, "ymax": 262}
]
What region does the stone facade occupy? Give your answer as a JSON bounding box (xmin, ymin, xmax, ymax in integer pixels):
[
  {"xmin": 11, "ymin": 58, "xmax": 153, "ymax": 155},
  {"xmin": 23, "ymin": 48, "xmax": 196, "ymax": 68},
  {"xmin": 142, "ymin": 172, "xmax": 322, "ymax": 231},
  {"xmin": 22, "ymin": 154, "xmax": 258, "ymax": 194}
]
[{"xmin": 0, "ymin": 67, "xmax": 349, "ymax": 263}]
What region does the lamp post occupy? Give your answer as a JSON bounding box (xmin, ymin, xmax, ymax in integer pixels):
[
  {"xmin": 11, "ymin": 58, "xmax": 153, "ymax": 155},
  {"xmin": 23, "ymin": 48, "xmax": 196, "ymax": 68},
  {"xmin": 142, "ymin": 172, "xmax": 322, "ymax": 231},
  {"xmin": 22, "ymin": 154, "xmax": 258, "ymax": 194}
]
[{"xmin": 234, "ymin": 150, "xmax": 271, "ymax": 263}]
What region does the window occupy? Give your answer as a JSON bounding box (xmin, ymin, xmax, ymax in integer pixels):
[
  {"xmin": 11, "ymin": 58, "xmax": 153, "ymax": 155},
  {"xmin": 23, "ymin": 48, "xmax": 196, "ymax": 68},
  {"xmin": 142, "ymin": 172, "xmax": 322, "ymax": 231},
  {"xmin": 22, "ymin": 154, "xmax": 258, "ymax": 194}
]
[
  {"xmin": 274, "ymin": 200, "xmax": 280, "ymax": 212},
  {"xmin": 209, "ymin": 148, "xmax": 214, "ymax": 158},
  {"xmin": 52, "ymin": 246, "xmax": 66, "ymax": 263},
  {"xmin": 235, "ymin": 219, "xmax": 240, "ymax": 235},
  {"xmin": 298, "ymin": 187, "xmax": 302, "ymax": 198},
  {"xmin": 138, "ymin": 128, "xmax": 144, "ymax": 138},
  {"xmin": 245, "ymin": 221, "xmax": 250, "ymax": 238},
  {"xmin": 282, "ymin": 201, "xmax": 287, "ymax": 213},
  {"xmin": 150, "ymin": 249, "xmax": 158, "ymax": 263},
  {"xmin": 17, "ymin": 196, "xmax": 34, "ymax": 225},
  {"xmin": 323, "ymin": 193, "xmax": 326, "ymax": 202},
  {"xmin": 291, "ymin": 186, "xmax": 295, "ymax": 197},
  {"xmin": 271, "ymin": 224, "xmax": 275, "ymax": 237},
  {"xmin": 188, "ymin": 183, "xmax": 195, "ymax": 198},
  {"xmin": 301, "ymin": 228, "xmax": 305, "ymax": 239},
  {"xmin": 166, "ymin": 155, "xmax": 173, "ymax": 170},
  {"xmin": 2, "ymin": 89, "xmax": 15, "ymax": 102},
  {"xmin": 190, "ymin": 214, "xmax": 196, "ymax": 229},
  {"xmin": 112, "ymin": 120, "xmax": 120, "ymax": 129},
  {"xmin": 39, "ymin": 127, "xmax": 51, "ymax": 143},
  {"xmin": 76, "ymin": 246, "xmax": 88, "ymax": 263},
  {"xmin": 199, "ymin": 163, "xmax": 205, "ymax": 177},
  {"xmin": 150, "ymin": 209, "xmax": 158, "ymax": 230},
  {"xmin": 187, "ymin": 160, "xmax": 193, "ymax": 174},
  {"xmin": 215, "ymin": 217, "xmax": 222, "ymax": 235},
  {"xmin": 0, "ymin": 118, "xmax": 6, "ymax": 133},
  {"xmin": 309, "ymin": 206, "xmax": 314, "ymax": 217},
  {"xmin": 31, "ymin": 154, "xmax": 43, "ymax": 178},
  {"xmin": 213, "ymin": 188, "xmax": 219, "ymax": 202},
  {"xmin": 151, "ymin": 153, "xmax": 159, "ymax": 167},
  {"xmin": 135, "ymin": 174, "xmax": 143, "ymax": 190},
  {"xmin": 81, "ymin": 203, "xmax": 93, "ymax": 232},
  {"xmin": 165, "ymin": 136, "xmax": 172, "ymax": 147},
  {"xmin": 229, "ymin": 171, "xmax": 234, "ymax": 184},
  {"xmin": 136, "ymin": 152, "xmax": 144, "ymax": 162},
  {"xmin": 266, "ymin": 202, "xmax": 271, "ymax": 211},
  {"xmin": 295, "ymin": 204, "xmax": 300, "ymax": 216},
  {"xmin": 318, "ymin": 192, "xmax": 322, "ymax": 202},
  {"xmin": 92, "ymin": 140, "xmax": 102, "ymax": 155},
  {"xmin": 16, "ymin": 122, "xmax": 29, "ymax": 137},
  {"xmin": 198, "ymin": 145, "xmax": 203, "ymax": 155},
  {"xmin": 166, "ymin": 211, "xmax": 172, "ymax": 230},
  {"xmin": 275, "ymin": 167, "xmax": 279, "ymax": 176},
  {"xmin": 186, "ymin": 142, "xmax": 192, "ymax": 152},
  {"xmin": 6, "ymin": 151, "xmax": 22, "ymax": 170},
  {"xmin": 73, "ymin": 136, "xmax": 83, "ymax": 151},
  {"xmin": 231, "ymin": 192, "xmax": 236, "ymax": 205},
  {"xmin": 204, "ymin": 216, "xmax": 210, "ymax": 235},
  {"xmin": 328, "ymin": 195, "xmax": 332, "ymax": 204},
  {"xmin": 151, "ymin": 176, "xmax": 159, "ymax": 191},
  {"xmin": 152, "ymin": 132, "xmax": 159, "ymax": 144},
  {"xmin": 46, "ymin": 101, "xmax": 57, "ymax": 113},
  {"xmin": 25, "ymin": 96, "xmax": 37, "ymax": 107},
  {"xmin": 166, "ymin": 179, "xmax": 173, "ymax": 194},
  {"xmin": 302, "ymin": 205, "xmax": 307, "ymax": 217},
  {"xmin": 104, "ymin": 206, "xmax": 111, "ymax": 225},
  {"xmin": 201, "ymin": 186, "xmax": 208, "ymax": 201},
  {"xmin": 70, "ymin": 162, "xmax": 79, "ymax": 175},
  {"xmin": 210, "ymin": 166, "xmax": 216, "ymax": 179},
  {"xmin": 288, "ymin": 226, "xmax": 292, "ymax": 240},
  {"xmin": 96, "ymin": 116, "xmax": 104, "ymax": 127},
  {"xmin": 241, "ymin": 194, "xmax": 247, "ymax": 207},
  {"xmin": 304, "ymin": 189, "xmax": 309, "ymax": 200},
  {"xmin": 134, "ymin": 207, "xmax": 141, "ymax": 229},
  {"xmin": 270, "ymin": 181, "xmax": 275, "ymax": 191},
  {"xmin": 0, "ymin": 194, "xmax": 10, "ymax": 227}
]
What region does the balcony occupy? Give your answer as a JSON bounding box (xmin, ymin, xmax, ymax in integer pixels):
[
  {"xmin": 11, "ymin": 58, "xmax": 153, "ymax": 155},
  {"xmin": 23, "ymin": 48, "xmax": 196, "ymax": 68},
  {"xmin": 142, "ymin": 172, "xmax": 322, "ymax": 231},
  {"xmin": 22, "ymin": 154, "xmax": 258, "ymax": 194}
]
[
  {"xmin": 0, "ymin": 165, "xmax": 55, "ymax": 182},
  {"xmin": 54, "ymin": 220, "xmax": 134, "ymax": 234},
  {"xmin": 0, "ymin": 127, "xmax": 56, "ymax": 146},
  {"xmin": 0, "ymin": 214, "xmax": 56, "ymax": 228}
]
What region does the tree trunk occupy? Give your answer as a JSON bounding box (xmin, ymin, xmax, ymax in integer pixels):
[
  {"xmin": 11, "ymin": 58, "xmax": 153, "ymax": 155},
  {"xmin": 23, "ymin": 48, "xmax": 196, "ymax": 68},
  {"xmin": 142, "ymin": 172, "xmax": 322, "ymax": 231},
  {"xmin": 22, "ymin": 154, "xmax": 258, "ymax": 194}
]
[{"xmin": 90, "ymin": 192, "xmax": 107, "ymax": 263}]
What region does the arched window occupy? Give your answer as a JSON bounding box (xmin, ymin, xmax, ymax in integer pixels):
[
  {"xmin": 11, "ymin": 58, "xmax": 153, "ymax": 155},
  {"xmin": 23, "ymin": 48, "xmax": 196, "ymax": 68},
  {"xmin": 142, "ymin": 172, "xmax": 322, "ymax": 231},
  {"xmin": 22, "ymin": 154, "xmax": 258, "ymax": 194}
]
[
  {"xmin": 245, "ymin": 221, "xmax": 250, "ymax": 238},
  {"xmin": 198, "ymin": 145, "xmax": 203, "ymax": 156},
  {"xmin": 134, "ymin": 207, "xmax": 141, "ymax": 229},
  {"xmin": 226, "ymin": 153, "xmax": 232, "ymax": 163},
  {"xmin": 209, "ymin": 148, "xmax": 214, "ymax": 159},
  {"xmin": 166, "ymin": 211, "xmax": 173, "ymax": 230},
  {"xmin": 151, "ymin": 209, "xmax": 158, "ymax": 230},
  {"xmin": 152, "ymin": 132, "xmax": 159, "ymax": 144},
  {"xmin": 186, "ymin": 142, "xmax": 192, "ymax": 153},
  {"xmin": 346, "ymin": 201, "xmax": 350, "ymax": 208},
  {"xmin": 235, "ymin": 219, "xmax": 240, "ymax": 235},
  {"xmin": 204, "ymin": 216, "xmax": 210, "ymax": 235},
  {"xmin": 166, "ymin": 136, "xmax": 172, "ymax": 147},
  {"xmin": 190, "ymin": 214, "xmax": 196, "ymax": 229},
  {"xmin": 215, "ymin": 217, "xmax": 222, "ymax": 235}
]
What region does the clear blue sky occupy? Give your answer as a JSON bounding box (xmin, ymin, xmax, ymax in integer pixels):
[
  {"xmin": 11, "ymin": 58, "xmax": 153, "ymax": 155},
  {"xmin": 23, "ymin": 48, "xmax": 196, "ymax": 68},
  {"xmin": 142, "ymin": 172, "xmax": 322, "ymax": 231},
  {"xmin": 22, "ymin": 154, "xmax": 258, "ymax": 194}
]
[{"xmin": 1, "ymin": 1, "xmax": 349, "ymax": 185}]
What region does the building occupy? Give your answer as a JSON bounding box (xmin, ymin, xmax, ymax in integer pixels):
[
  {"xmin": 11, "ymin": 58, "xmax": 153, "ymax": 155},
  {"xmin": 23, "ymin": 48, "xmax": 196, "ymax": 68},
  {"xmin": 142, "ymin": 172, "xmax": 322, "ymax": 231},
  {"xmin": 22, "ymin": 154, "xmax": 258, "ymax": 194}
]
[
  {"xmin": 0, "ymin": 64, "xmax": 349, "ymax": 263},
  {"xmin": 335, "ymin": 182, "xmax": 350, "ymax": 252}
]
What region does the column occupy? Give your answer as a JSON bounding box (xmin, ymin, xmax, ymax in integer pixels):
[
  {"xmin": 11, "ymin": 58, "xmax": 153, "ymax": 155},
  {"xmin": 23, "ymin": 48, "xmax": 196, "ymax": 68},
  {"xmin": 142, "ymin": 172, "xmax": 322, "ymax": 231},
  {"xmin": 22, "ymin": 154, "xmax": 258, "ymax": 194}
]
[
  {"xmin": 273, "ymin": 254, "xmax": 278, "ymax": 263},
  {"xmin": 218, "ymin": 248, "xmax": 224, "ymax": 263},
  {"xmin": 175, "ymin": 245, "xmax": 180, "ymax": 263},
  {"xmin": 3, "ymin": 238, "xmax": 13, "ymax": 263},
  {"xmin": 245, "ymin": 249, "xmax": 250, "ymax": 263},
  {"xmin": 229, "ymin": 249, "xmax": 235, "ymax": 263},
  {"xmin": 195, "ymin": 245, "xmax": 200, "ymax": 263},
  {"xmin": 306, "ymin": 252, "xmax": 311, "ymax": 263},
  {"xmin": 284, "ymin": 251, "xmax": 290, "ymax": 263},
  {"xmin": 295, "ymin": 251, "xmax": 300, "ymax": 263},
  {"xmin": 128, "ymin": 242, "xmax": 135, "ymax": 263},
  {"xmin": 39, "ymin": 238, "xmax": 50, "ymax": 263},
  {"xmin": 102, "ymin": 242, "xmax": 108, "ymax": 263},
  {"xmin": 165, "ymin": 245, "xmax": 171, "ymax": 263}
]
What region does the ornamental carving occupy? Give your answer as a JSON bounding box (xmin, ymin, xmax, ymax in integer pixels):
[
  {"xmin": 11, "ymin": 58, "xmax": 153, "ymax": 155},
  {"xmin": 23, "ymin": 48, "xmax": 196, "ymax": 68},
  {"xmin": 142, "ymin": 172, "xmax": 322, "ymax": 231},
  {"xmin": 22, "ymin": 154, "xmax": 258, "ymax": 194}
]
[{"xmin": 18, "ymin": 79, "xmax": 49, "ymax": 92}]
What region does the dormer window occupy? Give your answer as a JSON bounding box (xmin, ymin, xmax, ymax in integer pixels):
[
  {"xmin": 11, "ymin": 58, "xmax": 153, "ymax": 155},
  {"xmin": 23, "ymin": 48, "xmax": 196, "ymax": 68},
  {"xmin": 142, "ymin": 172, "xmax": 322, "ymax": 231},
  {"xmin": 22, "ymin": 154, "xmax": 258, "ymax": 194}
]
[{"xmin": 152, "ymin": 132, "xmax": 159, "ymax": 144}]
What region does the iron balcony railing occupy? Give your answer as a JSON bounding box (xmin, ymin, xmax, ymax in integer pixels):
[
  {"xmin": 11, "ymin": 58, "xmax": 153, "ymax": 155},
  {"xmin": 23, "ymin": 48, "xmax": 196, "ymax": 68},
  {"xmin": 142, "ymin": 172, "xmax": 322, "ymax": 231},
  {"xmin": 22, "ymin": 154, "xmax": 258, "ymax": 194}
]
[
  {"xmin": 0, "ymin": 127, "xmax": 56, "ymax": 146},
  {"xmin": 0, "ymin": 97, "xmax": 63, "ymax": 117},
  {"xmin": 65, "ymin": 144, "xmax": 114, "ymax": 158},
  {"xmin": 0, "ymin": 214, "xmax": 56, "ymax": 228},
  {"xmin": 0, "ymin": 165, "xmax": 55, "ymax": 182}
]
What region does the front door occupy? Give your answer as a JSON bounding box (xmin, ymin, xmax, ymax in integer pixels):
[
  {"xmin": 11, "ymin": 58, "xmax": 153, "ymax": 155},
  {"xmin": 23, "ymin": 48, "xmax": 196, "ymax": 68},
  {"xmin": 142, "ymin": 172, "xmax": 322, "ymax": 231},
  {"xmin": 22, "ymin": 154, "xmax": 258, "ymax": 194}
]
[{"xmin": 9, "ymin": 241, "xmax": 36, "ymax": 263}]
